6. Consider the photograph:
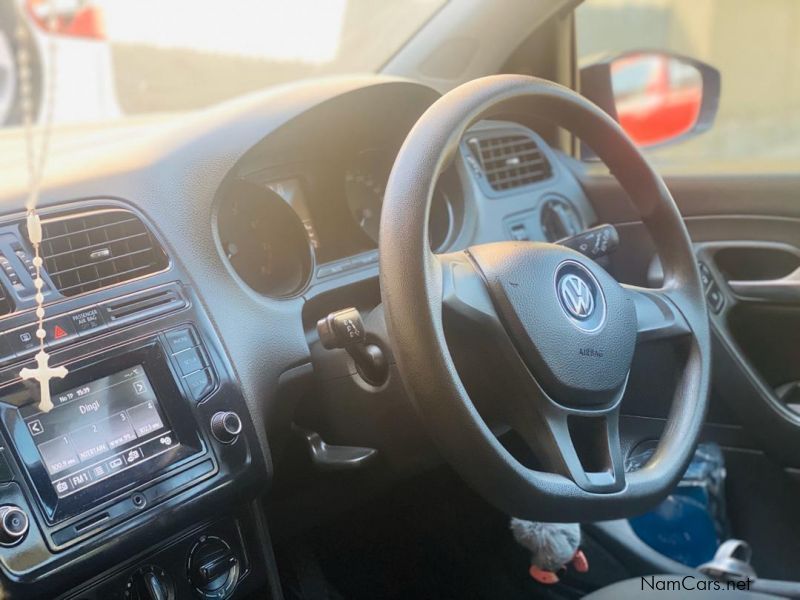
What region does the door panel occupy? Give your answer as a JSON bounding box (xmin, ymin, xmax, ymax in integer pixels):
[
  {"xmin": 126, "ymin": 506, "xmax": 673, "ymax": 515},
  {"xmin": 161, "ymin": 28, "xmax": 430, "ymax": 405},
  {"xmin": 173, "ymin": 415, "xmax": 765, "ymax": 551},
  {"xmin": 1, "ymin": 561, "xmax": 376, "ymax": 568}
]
[{"xmin": 575, "ymin": 169, "xmax": 800, "ymax": 579}]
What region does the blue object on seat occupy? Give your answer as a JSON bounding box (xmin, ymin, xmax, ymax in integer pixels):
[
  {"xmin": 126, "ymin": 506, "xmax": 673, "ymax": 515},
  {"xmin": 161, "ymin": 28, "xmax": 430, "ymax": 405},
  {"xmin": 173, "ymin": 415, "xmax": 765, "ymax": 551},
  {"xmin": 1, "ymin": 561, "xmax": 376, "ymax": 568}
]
[{"xmin": 627, "ymin": 442, "xmax": 728, "ymax": 567}]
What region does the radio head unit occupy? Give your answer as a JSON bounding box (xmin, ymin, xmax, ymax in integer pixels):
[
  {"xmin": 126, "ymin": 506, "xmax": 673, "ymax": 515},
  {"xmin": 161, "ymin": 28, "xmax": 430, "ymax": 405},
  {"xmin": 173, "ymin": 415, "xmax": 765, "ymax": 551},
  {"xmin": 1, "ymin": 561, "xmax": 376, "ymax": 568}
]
[
  {"xmin": 22, "ymin": 364, "xmax": 181, "ymax": 500},
  {"xmin": 0, "ymin": 340, "xmax": 206, "ymax": 524}
]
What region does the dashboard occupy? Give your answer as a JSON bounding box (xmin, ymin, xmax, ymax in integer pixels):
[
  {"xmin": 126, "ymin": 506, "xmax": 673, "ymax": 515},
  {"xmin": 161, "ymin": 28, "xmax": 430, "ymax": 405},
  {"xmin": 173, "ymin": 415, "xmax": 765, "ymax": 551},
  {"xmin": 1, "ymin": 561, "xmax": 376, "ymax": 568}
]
[{"xmin": 0, "ymin": 76, "xmax": 600, "ymax": 599}]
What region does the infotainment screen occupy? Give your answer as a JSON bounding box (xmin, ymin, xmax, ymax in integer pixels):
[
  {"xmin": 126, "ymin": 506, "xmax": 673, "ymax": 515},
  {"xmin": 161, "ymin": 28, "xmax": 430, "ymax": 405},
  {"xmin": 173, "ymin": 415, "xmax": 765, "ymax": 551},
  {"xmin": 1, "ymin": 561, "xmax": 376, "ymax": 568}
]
[{"xmin": 20, "ymin": 365, "xmax": 181, "ymax": 499}]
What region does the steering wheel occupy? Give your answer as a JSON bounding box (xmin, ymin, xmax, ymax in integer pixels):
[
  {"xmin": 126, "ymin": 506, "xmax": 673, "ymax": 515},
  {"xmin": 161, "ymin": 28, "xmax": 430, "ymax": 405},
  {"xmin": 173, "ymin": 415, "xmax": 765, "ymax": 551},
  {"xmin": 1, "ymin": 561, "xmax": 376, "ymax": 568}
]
[{"xmin": 379, "ymin": 75, "xmax": 710, "ymax": 522}]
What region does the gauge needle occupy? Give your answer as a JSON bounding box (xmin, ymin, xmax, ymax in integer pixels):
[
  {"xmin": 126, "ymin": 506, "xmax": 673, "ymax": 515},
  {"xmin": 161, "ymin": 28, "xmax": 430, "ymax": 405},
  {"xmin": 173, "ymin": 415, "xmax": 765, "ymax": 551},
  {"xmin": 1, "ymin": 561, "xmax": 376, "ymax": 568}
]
[
  {"xmin": 226, "ymin": 242, "xmax": 239, "ymax": 260},
  {"xmin": 360, "ymin": 208, "xmax": 373, "ymax": 228}
]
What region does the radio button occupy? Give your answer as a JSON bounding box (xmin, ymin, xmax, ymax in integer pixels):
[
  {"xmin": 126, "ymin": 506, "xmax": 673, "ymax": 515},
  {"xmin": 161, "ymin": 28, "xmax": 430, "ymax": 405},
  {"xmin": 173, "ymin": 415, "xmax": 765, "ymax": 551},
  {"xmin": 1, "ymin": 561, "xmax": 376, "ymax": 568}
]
[
  {"xmin": 54, "ymin": 478, "xmax": 72, "ymax": 496},
  {"xmin": 165, "ymin": 328, "xmax": 197, "ymax": 353},
  {"xmin": 127, "ymin": 402, "xmax": 165, "ymax": 438},
  {"xmin": 38, "ymin": 436, "xmax": 80, "ymax": 475},
  {"xmin": 184, "ymin": 369, "xmax": 214, "ymax": 402},
  {"xmin": 68, "ymin": 470, "xmax": 93, "ymax": 491},
  {"xmin": 124, "ymin": 447, "xmax": 146, "ymax": 466},
  {"xmin": 174, "ymin": 347, "xmax": 205, "ymax": 376},
  {"xmin": 9, "ymin": 325, "xmax": 39, "ymax": 356}
]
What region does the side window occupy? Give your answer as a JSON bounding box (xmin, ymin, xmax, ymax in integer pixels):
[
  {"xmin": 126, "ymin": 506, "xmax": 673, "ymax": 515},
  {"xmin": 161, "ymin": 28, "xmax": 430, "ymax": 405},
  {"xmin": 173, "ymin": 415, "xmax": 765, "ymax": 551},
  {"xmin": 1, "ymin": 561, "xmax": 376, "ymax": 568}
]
[{"xmin": 576, "ymin": 0, "xmax": 800, "ymax": 172}]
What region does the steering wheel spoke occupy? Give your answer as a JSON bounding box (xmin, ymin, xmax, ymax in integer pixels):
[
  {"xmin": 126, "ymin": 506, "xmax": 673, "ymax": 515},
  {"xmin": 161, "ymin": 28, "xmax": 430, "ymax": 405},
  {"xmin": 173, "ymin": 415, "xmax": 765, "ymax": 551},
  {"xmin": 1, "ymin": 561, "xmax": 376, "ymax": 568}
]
[
  {"xmin": 507, "ymin": 377, "xmax": 628, "ymax": 493},
  {"xmin": 546, "ymin": 407, "xmax": 626, "ymax": 493},
  {"xmin": 624, "ymin": 284, "xmax": 692, "ymax": 343},
  {"xmin": 438, "ymin": 252, "xmax": 499, "ymax": 323}
]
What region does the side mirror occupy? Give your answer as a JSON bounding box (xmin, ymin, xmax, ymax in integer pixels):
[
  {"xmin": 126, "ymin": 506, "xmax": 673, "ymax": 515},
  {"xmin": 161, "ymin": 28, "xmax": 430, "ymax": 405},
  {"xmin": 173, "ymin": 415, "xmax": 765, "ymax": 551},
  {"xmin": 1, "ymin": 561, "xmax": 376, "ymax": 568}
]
[{"xmin": 580, "ymin": 51, "xmax": 720, "ymax": 151}]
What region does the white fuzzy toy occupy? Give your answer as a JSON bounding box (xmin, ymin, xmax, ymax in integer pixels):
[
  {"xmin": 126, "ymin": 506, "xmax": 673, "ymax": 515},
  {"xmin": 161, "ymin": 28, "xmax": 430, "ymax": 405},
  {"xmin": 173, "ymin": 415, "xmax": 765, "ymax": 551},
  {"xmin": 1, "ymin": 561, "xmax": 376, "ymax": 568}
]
[{"xmin": 510, "ymin": 518, "xmax": 589, "ymax": 584}]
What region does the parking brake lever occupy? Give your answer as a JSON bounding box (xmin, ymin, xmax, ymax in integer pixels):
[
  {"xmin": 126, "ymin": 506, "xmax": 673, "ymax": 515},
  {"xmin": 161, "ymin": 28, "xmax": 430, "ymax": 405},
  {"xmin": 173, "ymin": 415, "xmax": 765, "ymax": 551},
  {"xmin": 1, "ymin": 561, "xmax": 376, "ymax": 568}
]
[
  {"xmin": 557, "ymin": 224, "xmax": 619, "ymax": 260},
  {"xmin": 317, "ymin": 307, "xmax": 388, "ymax": 386}
]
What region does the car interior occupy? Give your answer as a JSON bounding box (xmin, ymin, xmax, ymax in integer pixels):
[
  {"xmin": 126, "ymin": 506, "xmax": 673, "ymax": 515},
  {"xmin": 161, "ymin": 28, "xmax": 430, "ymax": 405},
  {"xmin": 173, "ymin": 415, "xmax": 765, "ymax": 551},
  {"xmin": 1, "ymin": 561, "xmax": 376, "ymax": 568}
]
[{"xmin": 0, "ymin": 0, "xmax": 799, "ymax": 598}]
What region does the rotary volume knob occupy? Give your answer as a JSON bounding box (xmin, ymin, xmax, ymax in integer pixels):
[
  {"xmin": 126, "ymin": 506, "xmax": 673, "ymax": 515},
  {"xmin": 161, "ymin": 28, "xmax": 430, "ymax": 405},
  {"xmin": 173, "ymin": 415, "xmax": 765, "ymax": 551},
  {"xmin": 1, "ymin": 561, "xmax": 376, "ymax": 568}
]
[
  {"xmin": 0, "ymin": 505, "xmax": 28, "ymax": 545},
  {"xmin": 211, "ymin": 411, "xmax": 242, "ymax": 444}
]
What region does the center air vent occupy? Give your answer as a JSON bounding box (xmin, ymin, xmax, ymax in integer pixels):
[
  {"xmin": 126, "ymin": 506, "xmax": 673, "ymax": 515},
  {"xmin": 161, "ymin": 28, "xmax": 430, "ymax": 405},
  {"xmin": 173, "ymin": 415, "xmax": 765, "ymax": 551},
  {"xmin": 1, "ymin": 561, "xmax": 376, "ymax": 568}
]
[
  {"xmin": 36, "ymin": 209, "xmax": 168, "ymax": 297},
  {"xmin": 467, "ymin": 132, "xmax": 552, "ymax": 192}
]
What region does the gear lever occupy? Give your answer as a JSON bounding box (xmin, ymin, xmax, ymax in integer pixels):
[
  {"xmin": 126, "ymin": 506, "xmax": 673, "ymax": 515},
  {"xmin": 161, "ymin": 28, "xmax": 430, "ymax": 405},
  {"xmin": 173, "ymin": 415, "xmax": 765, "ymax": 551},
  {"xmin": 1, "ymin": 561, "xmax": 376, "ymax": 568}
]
[
  {"xmin": 317, "ymin": 307, "xmax": 388, "ymax": 386},
  {"xmin": 699, "ymin": 539, "xmax": 800, "ymax": 598},
  {"xmin": 699, "ymin": 540, "xmax": 756, "ymax": 583}
]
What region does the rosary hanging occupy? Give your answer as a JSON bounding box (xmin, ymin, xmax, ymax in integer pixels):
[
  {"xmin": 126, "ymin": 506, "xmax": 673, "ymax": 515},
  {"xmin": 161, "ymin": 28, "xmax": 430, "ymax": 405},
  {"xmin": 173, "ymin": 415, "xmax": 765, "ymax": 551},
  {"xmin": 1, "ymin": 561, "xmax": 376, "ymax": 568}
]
[{"xmin": 14, "ymin": 1, "xmax": 67, "ymax": 413}]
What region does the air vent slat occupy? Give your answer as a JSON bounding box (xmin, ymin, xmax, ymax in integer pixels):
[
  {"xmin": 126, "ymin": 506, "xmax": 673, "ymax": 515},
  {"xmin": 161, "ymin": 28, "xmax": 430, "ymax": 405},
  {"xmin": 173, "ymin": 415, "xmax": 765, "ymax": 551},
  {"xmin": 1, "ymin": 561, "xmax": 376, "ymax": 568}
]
[
  {"xmin": 43, "ymin": 231, "xmax": 150, "ymax": 261},
  {"xmin": 47, "ymin": 247, "xmax": 154, "ymax": 278},
  {"xmin": 484, "ymin": 156, "xmax": 548, "ymax": 173},
  {"xmin": 470, "ymin": 133, "xmax": 553, "ymax": 192},
  {"xmin": 41, "ymin": 217, "xmax": 140, "ymax": 243},
  {"xmin": 56, "ymin": 264, "xmax": 161, "ymax": 296},
  {"xmin": 37, "ymin": 209, "xmax": 168, "ymax": 297}
]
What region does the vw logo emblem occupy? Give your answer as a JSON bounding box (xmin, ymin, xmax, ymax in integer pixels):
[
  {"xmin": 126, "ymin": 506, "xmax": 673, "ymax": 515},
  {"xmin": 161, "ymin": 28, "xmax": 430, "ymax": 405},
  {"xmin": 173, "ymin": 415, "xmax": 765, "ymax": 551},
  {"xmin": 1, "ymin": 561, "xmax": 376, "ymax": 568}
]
[
  {"xmin": 555, "ymin": 262, "xmax": 606, "ymax": 332},
  {"xmin": 559, "ymin": 273, "xmax": 595, "ymax": 319}
]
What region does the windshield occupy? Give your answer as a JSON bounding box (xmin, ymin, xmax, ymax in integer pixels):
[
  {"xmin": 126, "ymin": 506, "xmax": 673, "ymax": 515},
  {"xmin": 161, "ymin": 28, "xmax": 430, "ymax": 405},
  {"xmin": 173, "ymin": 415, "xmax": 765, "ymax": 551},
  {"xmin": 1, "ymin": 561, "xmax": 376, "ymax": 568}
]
[{"xmin": 1, "ymin": 0, "xmax": 445, "ymax": 129}]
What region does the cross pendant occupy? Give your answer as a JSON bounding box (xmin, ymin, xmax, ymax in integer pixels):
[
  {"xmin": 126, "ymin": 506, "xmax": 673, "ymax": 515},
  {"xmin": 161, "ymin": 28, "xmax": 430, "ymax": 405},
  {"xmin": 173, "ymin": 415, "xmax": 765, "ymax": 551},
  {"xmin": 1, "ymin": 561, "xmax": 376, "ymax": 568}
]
[{"xmin": 20, "ymin": 350, "xmax": 68, "ymax": 413}]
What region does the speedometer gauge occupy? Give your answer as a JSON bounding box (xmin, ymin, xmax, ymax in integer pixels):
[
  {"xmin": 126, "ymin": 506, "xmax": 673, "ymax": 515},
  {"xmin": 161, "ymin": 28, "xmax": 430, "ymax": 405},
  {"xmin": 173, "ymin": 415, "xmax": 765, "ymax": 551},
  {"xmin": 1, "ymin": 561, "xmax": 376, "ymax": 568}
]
[{"xmin": 217, "ymin": 179, "xmax": 313, "ymax": 297}]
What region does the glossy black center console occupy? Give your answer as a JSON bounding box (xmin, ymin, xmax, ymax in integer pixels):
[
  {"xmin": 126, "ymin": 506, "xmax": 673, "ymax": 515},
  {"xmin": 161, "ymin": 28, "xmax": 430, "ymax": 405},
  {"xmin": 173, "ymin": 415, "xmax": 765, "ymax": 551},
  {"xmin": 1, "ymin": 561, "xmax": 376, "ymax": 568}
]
[
  {"xmin": 0, "ymin": 282, "xmax": 270, "ymax": 598},
  {"xmin": 4, "ymin": 339, "xmax": 208, "ymax": 528}
]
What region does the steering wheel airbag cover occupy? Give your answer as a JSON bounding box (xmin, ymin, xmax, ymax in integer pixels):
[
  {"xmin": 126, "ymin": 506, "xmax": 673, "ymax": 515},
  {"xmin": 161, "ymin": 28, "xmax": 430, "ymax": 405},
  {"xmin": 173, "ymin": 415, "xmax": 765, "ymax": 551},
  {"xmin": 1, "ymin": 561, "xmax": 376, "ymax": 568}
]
[{"xmin": 468, "ymin": 241, "xmax": 637, "ymax": 407}]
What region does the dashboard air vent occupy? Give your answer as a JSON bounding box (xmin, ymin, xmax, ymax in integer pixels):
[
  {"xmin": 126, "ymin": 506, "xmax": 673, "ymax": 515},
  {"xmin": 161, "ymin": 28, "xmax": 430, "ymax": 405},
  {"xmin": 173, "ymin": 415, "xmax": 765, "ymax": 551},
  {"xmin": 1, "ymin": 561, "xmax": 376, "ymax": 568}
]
[
  {"xmin": 0, "ymin": 282, "xmax": 13, "ymax": 317},
  {"xmin": 37, "ymin": 209, "xmax": 168, "ymax": 297},
  {"xmin": 469, "ymin": 133, "xmax": 552, "ymax": 192}
]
